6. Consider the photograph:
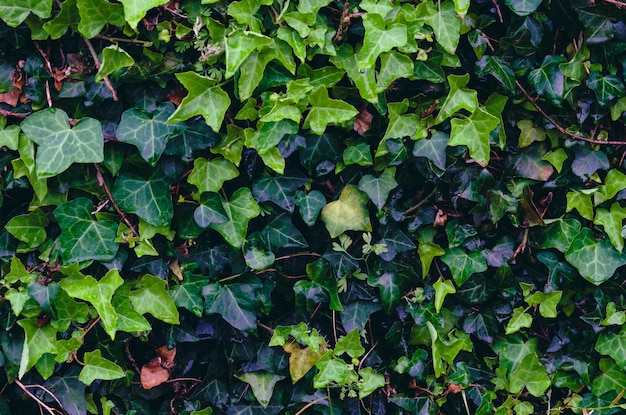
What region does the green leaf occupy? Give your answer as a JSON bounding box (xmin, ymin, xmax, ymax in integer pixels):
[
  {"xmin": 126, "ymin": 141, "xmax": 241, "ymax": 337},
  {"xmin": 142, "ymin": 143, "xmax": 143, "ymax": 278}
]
[
  {"xmin": 587, "ymin": 71, "xmax": 626, "ymax": 107},
  {"xmin": 376, "ymin": 51, "xmax": 414, "ymax": 94},
  {"xmin": 592, "ymin": 358, "xmax": 626, "ymax": 397},
  {"xmin": 294, "ymin": 190, "xmax": 326, "ymax": 226},
  {"xmin": 334, "ymin": 329, "xmax": 365, "ymax": 359},
  {"xmin": 203, "ymin": 279, "xmax": 263, "ymax": 332},
  {"xmin": 577, "ymin": 9, "xmax": 616, "ymax": 44},
  {"xmin": 298, "ymin": 0, "xmax": 331, "ymax": 14},
  {"xmin": 436, "ymin": 74, "xmax": 478, "ymax": 123},
  {"xmin": 0, "ymin": 0, "xmax": 52, "ymax": 27},
  {"xmin": 78, "ymin": 350, "xmax": 125, "ymax": 386},
  {"xmin": 594, "ymin": 203, "xmax": 626, "ymax": 252},
  {"xmin": 210, "ymin": 187, "xmax": 261, "ymax": 248},
  {"xmin": 60, "ymin": 269, "xmax": 123, "ymax": 339},
  {"xmin": 528, "ymin": 56, "xmax": 566, "ymax": 106},
  {"xmin": 76, "ymin": 0, "xmax": 124, "ymax": 39},
  {"xmin": 314, "ymin": 352, "xmax": 349, "ymax": 388},
  {"xmin": 368, "ymin": 272, "xmax": 402, "ymax": 314},
  {"xmin": 492, "ymin": 335, "xmax": 538, "ymax": 373},
  {"xmin": 95, "ymin": 45, "xmax": 134, "ymax": 82},
  {"xmin": 340, "ymin": 300, "xmax": 382, "ymax": 333},
  {"xmin": 225, "ymin": 31, "xmax": 272, "ymax": 79},
  {"xmin": 117, "ymin": 0, "xmax": 168, "ymax": 30},
  {"xmin": 517, "ymin": 119, "xmax": 546, "ymax": 148},
  {"xmin": 188, "ymin": 157, "xmax": 240, "ymax": 195},
  {"xmin": 453, "ymin": 0, "xmax": 470, "ymax": 17},
  {"xmin": 303, "ymin": 87, "xmax": 358, "ymax": 135},
  {"xmin": 502, "ymin": 0, "xmax": 542, "ymax": 16},
  {"xmin": 358, "ymin": 13, "xmax": 407, "ymax": 69},
  {"xmin": 117, "ymin": 103, "xmax": 183, "ymax": 166},
  {"xmin": 254, "ymin": 120, "xmax": 299, "ymax": 154},
  {"xmin": 433, "ymin": 277, "xmax": 456, "ymax": 313},
  {"xmin": 54, "ymin": 198, "xmax": 119, "ymax": 263},
  {"xmin": 441, "ymin": 248, "xmax": 488, "ymax": 286},
  {"xmin": 600, "ymin": 169, "xmax": 626, "ymax": 200},
  {"xmin": 358, "ymin": 367, "xmax": 386, "ymax": 399},
  {"xmin": 42, "ymin": 0, "xmax": 79, "ymax": 39},
  {"xmin": 252, "ymin": 174, "xmax": 308, "ymax": 213},
  {"xmin": 170, "ymin": 277, "xmax": 204, "ymax": 318},
  {"xmin": 307, "ymin": 259, "xmax": 343, "ymax": 311},
  {"xmin": 565, "ymin": 228, "xmax": 626, "ymax": 285},
  {"xmin": 5, "ymin": 208, "xmax": 49, "ymax": 247},
  {"xmin": 129, "ymin": 274, "xmax": 179, "ymax": 324},
  {"xmin": 358, "ymin": 168, "xmax": 399, "ymax": 210},
  {"xmin": 112, "ymin": 173, "xmax": 174, "ymax": 227},
  {"xmin": 194, "ymin": 193, "xmax": 229, "ymax": 228},
  {"xmin": 595, "ymin": 327, "xmax": 626, "ymax": 370},
  {"xmin": 509, "ymin": 353, "xmax": 551, "ymax": 397},
  {"xmin": 417, "ymin": 228, "xmax": 446, "ymax": 278},
  {"xmin": 261, "ymin": 213, "xmax": 308, "ymax": 249},
  {"xmin": 18, "ymin": 318, "xmax": 57, "ymax": 379},
  {"xmin": 20, "ymin": 108, "xmax": 103, "ymax": 178},
  {"xmin": 343, "ymin": 142, "xmax": 373, "ymax": 167},
  {"xmin": 235, "ymin": 372, "xmax": 284, "ymax": 408},
  {"xmin": 110, "ymin": 284, "xmax": 151, "ymax": 333},
  {"xmin": 167, "ymin": 72, "xmax": 231, "ymax": 132},
  {"xmin": 448, "ymin": 106, "xmax": 500, "ymax": 167},
  {"xmin": 566, "ymin": 191, "xmax": 594, "ymax": 221},
  {"xmin": 321, "ymin": 185, "xmax": 372, "ymax": 238},
  {"xmin": 505, "ymin": 306, "xmax": 533, "ymax": 335},
  {"xmin": 426, "ymin": 0, "xmax": 461, "ymax": 54},
  {"xmin": 413, "ymin": 131, "xmax": 448, "ymax": 170}
]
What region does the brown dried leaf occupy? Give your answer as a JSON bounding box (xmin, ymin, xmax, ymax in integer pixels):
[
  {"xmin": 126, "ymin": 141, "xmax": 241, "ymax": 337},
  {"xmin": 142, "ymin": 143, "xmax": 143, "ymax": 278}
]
[
  {"xmin": 156, "ymin": 345, "xmax": 176, "ymax": 367},
  {"xmin": 353, "ymin": 108, "xmax": 373, "ymax": 135},
  {"xmin": 140, "ymin": 357, "xmax": 170, "ymax": 389},
  {"xmin": 0, "ymin": 88, "xmax": 21, "ymax": 107}
]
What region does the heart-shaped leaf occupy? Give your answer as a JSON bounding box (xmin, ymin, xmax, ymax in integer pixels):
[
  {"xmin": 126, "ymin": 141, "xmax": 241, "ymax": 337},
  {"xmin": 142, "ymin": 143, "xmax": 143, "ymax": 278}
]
[
  {"xmin": 209, "ymin": 187, "xmax": 261, "ymax": 248},
  {"xmin": 321, "ymin": 185, "xmax": 372, "ymax": 238}
]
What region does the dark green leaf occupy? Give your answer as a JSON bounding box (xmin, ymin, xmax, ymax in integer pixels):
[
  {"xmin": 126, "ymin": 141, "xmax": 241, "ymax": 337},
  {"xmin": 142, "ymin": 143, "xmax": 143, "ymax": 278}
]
[
  {"xmin": 203, "ymin": 279, "xmax": 263, "ymax": 332},
  {"xmin": 252, "ymin": 174, "xmax": 308, "ymax": 212},
  {"xmin": 112, "ymin": 173, "xmax": 174, "ymax": 227}
]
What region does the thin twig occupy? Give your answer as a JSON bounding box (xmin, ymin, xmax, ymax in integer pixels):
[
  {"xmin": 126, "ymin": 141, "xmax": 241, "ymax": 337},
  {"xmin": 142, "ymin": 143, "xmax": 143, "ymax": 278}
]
[
  {"xmin": 602, "ymin": 0, "xmax": 626, "ymax": 8},
  {"xmin": 83, "ymin": 38, "xmax": 118, "ymax": 101},
  {"xmin": 95, "ymin": 35, "xmax": 153, "ymax": 46},
  {"xmin": 357, "ymin": 341, "xmax": 379, "ymax": 372},
  {"xmin": 77, "ymin": 316, "xmax": 101, "ymax": 341},
  {"xmin": 294, "ymin": 397, "xmax": 329, "ymax": 415},
  {"xmin": 516, "ymin": 80, "xmax": 626, "ymax": 145},
  {"xmin": 404, "ymin": 188, "xmax": 437, "ymax": 215},
  {"xmin": 23, "ymin": 384, "xmax": 66, "ymax": 411},
  {"xmin": 14, "ymin": 380, "xmax": 61, "ymax": 415},
  {"xmin": 274, "ymin": 252, "xmax": 322, "ymax": 261},
  {"xmin": 94, "ymin": 164, "xmax": 138, "ymax": 236}
]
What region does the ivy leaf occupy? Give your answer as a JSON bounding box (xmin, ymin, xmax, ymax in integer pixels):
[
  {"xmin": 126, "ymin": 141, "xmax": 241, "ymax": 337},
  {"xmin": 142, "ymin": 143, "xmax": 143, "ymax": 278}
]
[
  {"xmin": 505, "ymin": 306, "xmax": 533, "ymax": 335},
  {"xmin": 252, "ymin": 174, "xmax": 308, "ymax": 212},
  {"xmin": 565, "ymin": 228, "xmax": 626, "ymax": 285},
  {"xmin": 377, "ymin": 51, "xmax": 414, "ymax": 94},
  {"xmin": 358, "ymin": 14, "xmax": 407, "ymax": 69},
  {"xmin": 210, "ymin": 187, "xmax": 261, "ymax": 248},
  {"xmin": 592, "ymin": 358, "xmax": 626, "ymax": 396},
  {"xmin": 586, "ymin": 71, "xmax": 625, "ymax": 107},
  {"xmin": 412, "ymin": 131, "xmax": 449, "ymax": 170},
  {"xmin": 294, "ymin": 190, "xmax": 326, "ymax": 226},
  {"xmin": 595, "ymin": 328, "xmax": 626, "ymax": 370},
  {"xmin": 167, "ymin": 72, "xmax": 231, "ymax": 132},
  {"xmin": 194, "ymin": 193, "xmax": 229, "ymax": 228},
  {"xmin": 117, "ymin": 103, "xmax": 183, "ymax": 166},
  {"xmin": 117, "ymin": 0, "xmax": 168, "ymax": 30},
  {"xmin": 226, "ymin": 31, "xmax": 272, "ymax": 79},
  {"xmin": 188, "ymin": 157, "xmax": 240, "ymax": 195},
  {"xmin": 492, "ymin": 335, "xmax": 538, "ymax": 373},
  {"xmin": 433, "ymin": 277, "xmax": 456, "ymax": 313},
  {"xmin": 78, "ymin": 350, "xmax": 125, "ymax": 386},
  {"xmin": 448, "ymin": 106, "xmax": 500, "ymax": 167},
  {"xmin": 303, "ymin": 87, "xmax": 358, "ymax": 135},
  {"xmin": 508, "ymin": 353, "xmax": 551, "ymax": 397},
  {"xmin": 43, "ymin": 376, "xmax": 86, "ymax": 415},
  {"xmin": 436, "ymin": 74, "xmax": 478, "ymax": 123},
  {"xmin": 170, "ymin": 275, "xmax": 204, "ymax": 318},
  {"xmin": 503, "ymin": 0, "xmax": 542, "ymax": 16},
  {"xmin": 129, "ymin": 274, "xmax": 180, "ymax": 324},
  {"xmin": 517, "ymin": 119, "xmax": 546, "ymax": 148},
  {"xmin": 5, "ymin": 208, "xmax": 49, "ymax": 248},
  {"xmin": 111, "ymin": 285, "xmax": 151, "ymax": 333},
  {"xmin": 112, "ymin": 173, "xmax": 174, "ymax": 227},
  {"xmin": 20, "ymin": 108, "xmax": 103, "ymax": 178},
  {"xmin": 18, "ymin": 319, "xmax": 57, "ymax": 379},
  {"xmin": 54, "ymin": 198, "xmax": 119, "ymax": 263},
  {"xmin": 321, "ymin": 185, "xmax": 372, "ymax": 238},
  {"xmin": 76, "ymin": 0, "xmax": 124, "ymax": 39},
  {"xmin": 261, "ymin": 212, "xmax": 308, "ymax": 249},
  {"xmin": 479, "ymin": 56, "xmax": 516, "ymax": 91},
  {"xmin": 42, "ymin": 0, "xmax": 79, "ymax": 39},
  {"xmin": 255, "ymin": 120, "xmax": 299, "ymax": 154},
  {"xmin": 368, "ymin": 272, "xmax": 402, "ymax": 314},
  {"xmin": 331, "ymin": 44, "xmax": 378, "ymax": 104},
  {"xmin": 202, "ymin": 279, "xmax": 263, "ymax": 332},
  {"xmin": 528, "ymin": 56, "xmax": 566, "ymax": 106},
  {"xmin": 314, "ymin": 352, "xmax": 349, "ymax": 388},
  {"xmin": 334, "ymin": 329, "xmax": 365, "ymax": 359},
  {"xmin": 594, "ymin": 203, "xmax": 626, "ymax": 253},
  {"xmin": 235, "ymin": 372, "xmax": 284, "ymax": 408},
  {"xmin": 441, "ymin": 248, "xmax": 488, "ymax": 286},
  {"xmin": 358, "ymin": 168, "xmax": 399, "ymax": 209},
  {"xmin": 426, "ymin": 0, "xmax": 461, "ymax": 54},
  {"xmin": 340, "ymin": 301, "xmax": 382, "ymax": 333},
  {"xmin": 59, "ymin": 269, "xmax": 123, "ymax": 339},
  {"xmin": 0, "ymin": 0, "xmax": 52, "ymax": 27},
  {"xmin": 95, "ymin": 45, "xmax": 134, "ymax": 82}
]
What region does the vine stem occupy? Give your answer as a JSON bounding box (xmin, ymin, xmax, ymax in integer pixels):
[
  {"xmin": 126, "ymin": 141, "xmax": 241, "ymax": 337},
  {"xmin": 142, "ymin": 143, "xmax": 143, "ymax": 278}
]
[
  {"xmin": 515, "ymin": 80, "xmax": 626, "ymax": 145},
  {"xmin": 78, "ymin": 316, "xmax": 101, "ymax": 342},
  {"xmin": 83, "ymin": 38, "xmax": 119, "ymax": 101},
  {"xmin": 294, "ymin": 397, "xmax": 328, "ymax": 415},
  {"xmin": 14, "ymin": 380, "xmax": 61, "ymax": 415},
  {"xmin": 602, "ymin": 0, "xmax": 626, "ymax": 8},
  {"xmin": 94, "ymin": 164, "xmax": 138, "ymax": 237},
  {"xmin": 0, "ymin": 109, "xmax": 28, "ymax": 119}
]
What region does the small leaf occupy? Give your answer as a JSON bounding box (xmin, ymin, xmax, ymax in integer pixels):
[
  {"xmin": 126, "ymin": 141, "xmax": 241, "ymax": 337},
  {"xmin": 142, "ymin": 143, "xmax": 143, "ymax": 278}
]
[
  {"xmin": 283, "ymin": 342, "xmax": 323, "ymax": 383},
  {"xmin": 210, "ymin": 188, "xmax": 261, "ymax": 248},
  {"xmin": 189, "ymin": 157, "xmax": 240, "ymax": 195},
  {"xmin": 5, "ymin": 208, "xmax": 49, "ymax": 248},
  {"xmin": 314, "ymin": 352, "xmax": 349, "ymax": 388},
  {"xmin": 117, "ymin": 0, "xmax": 168, "ymax": 30},
  {"xmin": 0, "ymin": 0, "xmax": 52, "ymax": 27},
  {"xmin": 321, "ymin": 185, "xmax": 372, "ymax": 238},
  {"xmin": 294, "ymin": 190, "xmax": 326, "ymax": 226},
  {"xmin": 565, "ymin": 228, "xmax": 626, "ymax": 285},
  {"xmin": 436, "ymin": 74, "xmax": 478, "ymax": 123},
  {"xmin": 441, "ymin": 248, "xmax": 488, "ymax": 286},
  {"xmin": 505, "ymin": 307, "xmax": 533, "ymax": 335},
  {"xmin": 517, "ymin": 120, "xmax": 546, "ymax": 148},
  {"xmin": 303, "ymin": 87, "xmax": 359, "ymax": 135},
  {"xmin": 508, "ymin": 353, "xmax": 551, "ymax": 397},
  {"xmin": 18, "ymin": 319, "xmax": 57, "ymax": 379},
  {"xmin": 252, "ymin": 174, "xmax": 308, "ymax": 212},
  {"xmin": 433, "ymin": 277, "xmax": 456, "ymax": 313},
  {"xmin": 334, "ymin": 329, "xmax": 365, "ymax": 359},
  {"xmin": 20, "ymin": 108, "xmax": 103, "ymax": 178},
  {"xmin": 167, "ymin": 72, "xmax": 231, "ymax": 132},
  {"xmin": 96, "ymin": 45, "xmax": 134, "ymax": 82},
  {"xmin": 358, "ymin": 14, "xmax": 407, "ymax": 69},
  {"xmin": 368, "ymin": 272, "xmax": 402, "ymax": 314},
  {"xmin": 358, "ymin": 168, "xmax": 399, "ymax": 209},
  {"xmin": 448, "ymin": 106, "xmax": 500, "ymax": 167},
  {"xmin": 235, "ymin": 372, "xmax": 284, "ymax": 408},
  {"xmin": 194, "ymin": 193, "xmax": 229, "ymax": 228},
  {"xmin": 78, "ymin": 350, "xmax": 125, "ymax": 386}
]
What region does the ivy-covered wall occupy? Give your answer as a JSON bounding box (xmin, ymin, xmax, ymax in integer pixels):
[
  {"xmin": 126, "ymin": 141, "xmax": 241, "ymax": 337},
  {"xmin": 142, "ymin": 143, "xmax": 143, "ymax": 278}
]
[{"xmin": 1, "ymin": 0, "xmax": 626, "ymax": 414}]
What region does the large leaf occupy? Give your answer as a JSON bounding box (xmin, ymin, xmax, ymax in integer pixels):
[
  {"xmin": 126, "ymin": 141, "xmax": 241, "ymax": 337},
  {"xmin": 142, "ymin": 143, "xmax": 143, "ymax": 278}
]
[
  {"xmin": 117, "ymin": 0, "xmax": 168, "ymax": 29},
  {"xmin": 78, "ymin": 349, "xmax": 125, "ymax": 386},
  {"xmin": 358, "ymin": 13, "xmax": 407, "ymax": 69},
  {"xmin": 448, "ymin": 106, "xmax": 500, "ymax": 167},
  {"xmin": 112, "ymin": 173, "xmax": 174, "ymax": 227},
  {"xmin": 321, "ymin": 185, "xmax": 372, "ymax": 238},
  {"xmin": 441, "ymin": 248, "xmax": 488, "ymax": 286},
  {"xmin": 436, "ymin": 74, "xmax": 478, "ymax": 123},
  {"xmin": 96, "ymin": 45, "xmax": 134, "ymax": 82},
  {"xmin": 303, "ymin": 87, "xmax": 358, "ymax": 135},
  {"xmin": 252, "ymin": 174, "xmax": 308, "ymax": 212},
  {"xmin": 54, "ymin": 198, "xmax": 119, "ymax": 263},
  {"xmin": 225, "ymin": 31, "xmax": 272, "ymax": 79},
  {"xmin": 502, "ymin": 0, "xmax": 542, "ymax": 16},
  {"xmin": 210, "ymin": 187, "xmax": 261, "ymax": 248},
  {"xmin": 565, "ymin": 228, "xmax": 626, "ymax": 285},
  {"xmin": 203, "ymin": 279, "xmax": 263, "ymax": 332},
  {"xmin": 60, "ymin": 269, "xmax": 123, "ymax": 339},
  {"xmin": 76, "ymin": 0, "xmax": 124, "ymax": 39},
  {"xmin": 235, "ymin": 372, "xmax": 284, "ymax": 408},
  {"xmin": 509, "ymin": 353, "xmax": 551, "ymax": 397},
  {"xmin": 425, "ymin": 0, "xmax": 461, "ymax": 54},
  {"xmin": 0, "ymin": 0, "xmax": 52, "ymax": 27},
  {"xmin": 117, "ymin": 103, "xmax": 183, "ymax": 166},
  {"xmin": 129, "ymin": 274, "xmax": 179, "ymax": 324},
  {"xmin": 167, "ymin": 72, "xmax": 231, "ymax": 131},
  {"xmin": 188, "ymin": 157, "xmax": 240, "ymax": 195},
  {"xmin": 595, "ymin": 327, "xmax": 626, "ymax": 370},
  {"xmin": 18, "ymin": 319, "xmax": 57, "ymax": 379},
  {"xmin": 20, "ymin": 108, "xmax": 103, "ymax": 178},
  {"xmin": 44, "ymin": 376, "xmax": 86, "ymax": 415},
  {"xmin": 358, "ymin": 168, "xmax": 399, "ymax": 210}
]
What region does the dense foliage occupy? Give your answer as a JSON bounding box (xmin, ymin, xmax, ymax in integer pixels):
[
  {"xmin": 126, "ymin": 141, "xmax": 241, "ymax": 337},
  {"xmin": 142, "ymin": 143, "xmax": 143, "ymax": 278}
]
[{"xmin": 1, "ymin": 0, "xmax": 626, "ymax": 413}]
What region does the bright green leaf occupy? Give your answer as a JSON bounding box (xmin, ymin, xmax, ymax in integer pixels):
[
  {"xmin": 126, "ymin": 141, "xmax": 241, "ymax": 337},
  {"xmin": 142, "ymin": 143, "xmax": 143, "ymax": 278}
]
[
  {"xmin": 78, "ymin": 350, "xmax": 125, "ymax": 386},
  {"xmin": 18, "ymin": 319, "xmax": 57, "ymax": 379},
  {"xmin": 358, "ymin": 14, "xmax": 407, "ymax": 69},
  {"xmin": 76, "ymin": 0, "xmax": 124, "ymax": 38},
  {"xmin": 96, "ymin": 45, "xmax": 134, "ymax": 82},
  {"xmin": 188, "ymin": 157, "xmax": 240, "ymax": 195},
  {"xmin": 441, "ymin": 248, "xmax": 488, "ymax": 286},
  {"xmin": 235, "ymin": 372, "xmax": 284, "ymax": 408},
  {"xmin": 129, "ymin": 274, "xmax": 179, "ymax": 324},
  {"xmin": 303, "ymin": 87, "xmax": 358, "ymax": 135},
  {"xmin": 118, "ymin": 0, "xmax": 168, "ymax": 30},
  {"xmin": 0, "ymin": 0, "xmax": 52, "ymax": 27},
  {"xmin": 209, "ymin": 187, "xmax": 261, "ymax": 248},
  {"xmin": 358, "ymin": 168, "xmax": 398, "ymax": 209},
  {"xmin": 433, "ymin": 277, "xmax": 456, "ymax": 313}
]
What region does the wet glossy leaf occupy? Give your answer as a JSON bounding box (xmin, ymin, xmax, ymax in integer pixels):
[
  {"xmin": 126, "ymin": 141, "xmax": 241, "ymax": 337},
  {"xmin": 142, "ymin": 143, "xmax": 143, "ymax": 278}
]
[
  {"xmin": 0, "ymin": 0, "xmax": 52, "ymax": 27},
  {"xmin": 117, "ymin": 103, "xmax": 182, "ymax": 166},
  {"xmin": 577, "ymin": 8, "xmax": 616, "ymax": 44},
  {"xmin": 565, "ymin": 228, "xmax": 626, "ymax": 285},
  {"xmin": 20, "ymin": 108, "xmax": 103, "ymax": 178},
  {"xmin": 303, "ymin": 87, "xmax": 358, "ymax": 135},
  {"xmin": 167, "ymin": 72, "xmax": 231, "ymax": 131},
  {"xmin": 528, "ymin": 56, "xmax": 566, "ymax": 105},
  {"xmin": 129, "ymin": 274, "xmax": 179, "ymax": 324},
  {"xmin": 59, "ymin": 269, "xmax": 123, "ymax": 339},
  {"xmin": 209, "ymin": 187, "xmax": 261, "ymax": 248},
  {"xmin": 321, "ymin": 185, "xmax": 372, "ymax": 238},
  {"xmin": 587, "ymin": 71, "xmax": 625, "ymax": 107},
  {"xmin": 54, "ymin": 198, "xmax": 118, "ymax": 263},
  {"xmin": 203, "ymin": 279, "xmax": 262, "ymax": 332},
  {"xmin": 113, "ymin": 174, "xmax": 174, "ymax": 227},
  {"xmin": 368, "ymin": 272, "xmax": 402, "ymax": 314},
  {"xmin": 78, "ymin": 349, "xmax": 125, "ymax": 385},
  {"xmin": 194, "ymin": 193, "xmax": 229, "ymax": 228}
]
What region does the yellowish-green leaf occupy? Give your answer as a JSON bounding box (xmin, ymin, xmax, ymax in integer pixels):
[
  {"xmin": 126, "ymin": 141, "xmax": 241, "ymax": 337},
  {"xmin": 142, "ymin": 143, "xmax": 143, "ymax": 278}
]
[{"xmin": 321, "ymin": 185, "xmax": 372, "ymax": 238}]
